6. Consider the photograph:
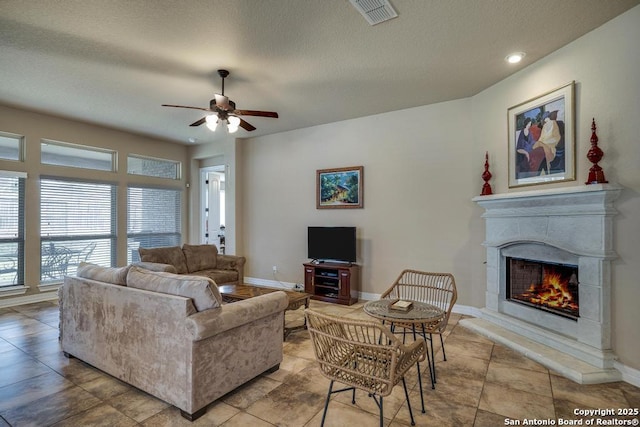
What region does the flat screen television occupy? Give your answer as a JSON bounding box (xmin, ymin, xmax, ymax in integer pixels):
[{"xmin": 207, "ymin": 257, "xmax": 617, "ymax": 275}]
[{"xmin": 307, "ymin": 226, "xmax": 356, "ymax": 263}]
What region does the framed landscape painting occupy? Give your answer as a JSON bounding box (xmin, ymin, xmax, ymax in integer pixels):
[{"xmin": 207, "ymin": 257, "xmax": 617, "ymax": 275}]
[
  {"xmin": 316, "ymin": 166, "xmax": 363, "ymax": 209},
  {"xmin": 508, "ymin": 81, "xmax": 575, "ymax": 188}
]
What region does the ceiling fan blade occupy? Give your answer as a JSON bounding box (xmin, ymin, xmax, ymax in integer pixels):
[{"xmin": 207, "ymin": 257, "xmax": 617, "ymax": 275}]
[
  {"xmin": 189, "ymin": 117, "xmax": 207, "ymax": 127},
  {"xmin": 234, "ymin": 109, "xmax": 279, "ymax": 118},
  {"xmin": 161, "ymin": 104, "xmax": 212, "ymax": 112},
  {"xmin": 239, "ymin": 118, "xmax": 256, "ymax": 131}
]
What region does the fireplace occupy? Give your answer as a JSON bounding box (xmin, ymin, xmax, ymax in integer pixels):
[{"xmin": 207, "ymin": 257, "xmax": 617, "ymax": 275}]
[
  {"xmin": 465, "ymin": 184, "xmax": 622, "ymax": 384},
  {"xmin": 506, "ymin": 257, "xmax": 579, "ymax": 320}
]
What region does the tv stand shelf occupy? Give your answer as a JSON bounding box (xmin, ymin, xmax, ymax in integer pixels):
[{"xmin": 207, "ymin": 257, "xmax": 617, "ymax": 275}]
[{"xmin": 303, "ymin": 262, "xmax": 359, "ymax": 305}]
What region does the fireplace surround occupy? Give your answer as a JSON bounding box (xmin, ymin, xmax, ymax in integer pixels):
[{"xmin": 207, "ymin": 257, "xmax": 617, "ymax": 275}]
[{"xmin": 463, "ymin": 184, "xmax": 622, "ymax": 383}]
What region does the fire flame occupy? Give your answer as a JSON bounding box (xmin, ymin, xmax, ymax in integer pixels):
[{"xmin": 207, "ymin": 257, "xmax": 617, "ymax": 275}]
[{"xmin": 519, "ymin": 271, "xmax": 578, "ymax": 312}]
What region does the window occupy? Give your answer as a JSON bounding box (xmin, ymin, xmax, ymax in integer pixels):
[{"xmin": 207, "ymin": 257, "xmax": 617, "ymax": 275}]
[
  {"xmin": 128, "ymin": 154, "xmax": 181, "ymax": 179},
  {"xmin": 41, "ymin": 140, "xmax": 116, "ymax": 171},
  {"xmin": 0, "ymin": 132, "xmax": 24, "ymax": 161},
  {"xmin": 40, "ymin": 178, "xmax": 116, "ymax": 283},
  {"xmin": 127, "ymin": 186, "xmax": 182, "ymax": 263},
  {"xmin": 0, "ymin": 172, "xmax": 25, "ymax": 288}
]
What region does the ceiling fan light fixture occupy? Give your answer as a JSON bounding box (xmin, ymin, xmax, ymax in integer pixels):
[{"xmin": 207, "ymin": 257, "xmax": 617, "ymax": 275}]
[
  {"xmin": 163, "ymin": 69, "xmax": 278, "ymax": 133},
  {"xmin": 227, "ymin": 116, "xmax": 241, "ymax": 133},
  {"xmin": 205, "ymin": 115, "xmax": 218, "ymax": 131}
]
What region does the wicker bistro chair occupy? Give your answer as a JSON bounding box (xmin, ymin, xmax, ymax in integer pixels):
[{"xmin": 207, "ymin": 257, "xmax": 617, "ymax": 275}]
[
  {"xmin": 305, "ymin": 309, "xmax": 426, "ymax": 427},
  {"xmin": 380, "ymin": 270, "xmax": 458, "ymax": 388}
]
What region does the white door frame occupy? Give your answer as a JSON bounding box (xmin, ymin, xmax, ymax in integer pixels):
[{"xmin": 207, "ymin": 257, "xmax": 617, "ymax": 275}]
[{"xmin": 200, "ymin": 166, "xmax": 225, "ymax": 249}]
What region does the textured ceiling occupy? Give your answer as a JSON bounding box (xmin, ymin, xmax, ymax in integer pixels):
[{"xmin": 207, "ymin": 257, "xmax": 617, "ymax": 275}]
[{"xmin": 1, "ymin": 0, "xmax": 638, "ymax": 144}]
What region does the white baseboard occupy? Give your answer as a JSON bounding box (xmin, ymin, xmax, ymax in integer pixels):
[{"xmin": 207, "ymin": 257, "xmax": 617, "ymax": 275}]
[
  {"xmin": 358, "ymin": 291, "xmax": 379, "ymax": 301},
  {"xmin": 244, "ymin": 276, "xmax": 297, "ymax": 290},
  {"xmin": 0, "ymin": 291, "xmax": 58, "ymax": 308},
  {"xmin": 451, "ymin": 303, "xmax": 482, "ymax": 317},
  {"xmin": 614, "ymin": 360, "xmax": 640, "ymax": 388}
]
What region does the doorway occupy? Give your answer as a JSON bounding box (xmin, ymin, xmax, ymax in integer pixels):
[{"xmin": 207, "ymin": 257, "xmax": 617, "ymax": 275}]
[{"xmin": 200, "ymin": 166, "xmax": 226, "ymax": 253}]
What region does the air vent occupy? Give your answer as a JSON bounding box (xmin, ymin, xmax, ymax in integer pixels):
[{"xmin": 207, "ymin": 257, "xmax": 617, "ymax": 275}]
[{"xmin": 349, "ymin": 0, "xmax": 398, "ymax": 26}]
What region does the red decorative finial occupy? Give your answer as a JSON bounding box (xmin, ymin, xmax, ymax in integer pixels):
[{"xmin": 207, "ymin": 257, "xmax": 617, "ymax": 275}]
[
  {"xmin": 585, "ymin": 118, "xmax": 608, "ymax": 185},
  {"xmin": 481, "ymin": 151, "xmax": 493, "ymax": 195}
]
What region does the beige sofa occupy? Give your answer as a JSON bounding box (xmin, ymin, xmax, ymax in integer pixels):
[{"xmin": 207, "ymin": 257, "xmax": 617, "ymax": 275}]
[
  {"xmin": 59, "ymin": 263, "xmax": 287, "ymax": 421},
  {"xmin": 138, "ymin": 244, "xmax": 245, "ymax": 286}
]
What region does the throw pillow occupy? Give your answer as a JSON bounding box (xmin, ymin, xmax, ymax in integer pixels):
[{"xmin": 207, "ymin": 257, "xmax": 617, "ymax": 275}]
[
  {"xmin": 138, "ymin": 246, "xmax": 189, "ymax": 274},
  {"xmin": 132, "ymin": 261, "xmax": 178, "ymax": 273},
  {"xmin": 76, "ymin": 262, "xmax": 130, "ymax": 286},
  {"xmin": 126, "ymin": 266, "xmax": 222, "ymax": 311},
  {"xmin": 182, "ymin": 244, "xmax": 218, "ymax": 272}
]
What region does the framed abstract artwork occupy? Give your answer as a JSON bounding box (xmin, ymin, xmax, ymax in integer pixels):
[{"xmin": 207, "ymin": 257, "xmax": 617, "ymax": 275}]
[
  {"xmin": 316, "ymin": 166, "xmax": 363, "ymax": 209},
  {"xmin": 508, "ymin": 81, "xmax": 575, "ymax": 188}
]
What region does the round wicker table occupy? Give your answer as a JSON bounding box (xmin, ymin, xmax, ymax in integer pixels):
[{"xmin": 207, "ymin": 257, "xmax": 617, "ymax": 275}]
[
  {"xmin": 363, "ymin": 299, "xmax": 444, "ymax": 324},
  {"xmin": 363, "ymin": 299, "xmax": 445, "ymax": 413}
]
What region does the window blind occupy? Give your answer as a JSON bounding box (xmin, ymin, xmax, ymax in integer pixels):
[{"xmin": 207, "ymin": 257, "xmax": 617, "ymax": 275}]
[
  {"xmin": 40, "ymin": 178, "xmax": 116, "ymax": 282},
  {"xmin": 127, "ymin": 186, "xmax": 182, "ymax": 263},
  {"xmin": 0, "ymin": 174, "xmax": 25, "ymax": 287}
]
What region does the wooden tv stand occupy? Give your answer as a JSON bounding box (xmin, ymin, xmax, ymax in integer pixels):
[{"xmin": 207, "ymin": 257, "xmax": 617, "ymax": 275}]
[{"xmin": 303, "ymin": 262, "xmax": 359, "ymax": 305}]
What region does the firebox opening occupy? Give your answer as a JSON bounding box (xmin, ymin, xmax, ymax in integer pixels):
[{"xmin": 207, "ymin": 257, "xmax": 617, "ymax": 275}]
[{"xmin": 506, "ymin": 257, "xmax": 579, "ymax": 321}]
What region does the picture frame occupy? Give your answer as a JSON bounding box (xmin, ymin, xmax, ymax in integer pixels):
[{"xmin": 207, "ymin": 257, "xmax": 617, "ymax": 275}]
[
  {"xmin": 316, "ymin": 166, "xmax": 363, "ymax": 209},
  {"xmin": 508, "ymin": 81, "xmax": 575, "ymax": 188}
]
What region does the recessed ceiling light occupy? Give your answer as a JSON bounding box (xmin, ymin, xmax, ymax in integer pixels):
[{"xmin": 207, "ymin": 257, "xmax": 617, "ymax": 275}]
[{"xmin": 505, "ymin": 52, "xmax": 526, "ymax": 64}]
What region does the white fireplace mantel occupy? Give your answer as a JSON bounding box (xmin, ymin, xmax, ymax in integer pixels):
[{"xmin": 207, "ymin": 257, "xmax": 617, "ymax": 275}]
[
  {"xmin": 462, "ymin": 184, "xmax": 623, "ymax": 384},
  {"xmin": 473, "ymin": 184, "xmax": 621, "ymax": 258}
]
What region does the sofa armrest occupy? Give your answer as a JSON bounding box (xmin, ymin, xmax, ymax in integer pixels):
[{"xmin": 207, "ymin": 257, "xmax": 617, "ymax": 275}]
[
  {"xmin": 216, "ymin": 254, "xmax": 246, "ymax": 284},
  {"xmin": 185, "ymin": 291, "xmax": 287, "ymax": 341}
]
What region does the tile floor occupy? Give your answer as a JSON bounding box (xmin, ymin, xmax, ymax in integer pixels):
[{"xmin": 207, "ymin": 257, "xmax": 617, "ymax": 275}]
[{"xmin": 0, "ymin": 299, "xmax": 638, "ymax": 426}]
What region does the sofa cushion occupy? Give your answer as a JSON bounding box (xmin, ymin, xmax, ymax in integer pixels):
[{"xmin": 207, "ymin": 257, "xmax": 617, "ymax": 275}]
[
  {"xmin": 190, "ymin": 269, "xmax": 238, "ymax": 285},
  {"xmin": 182, "ymin": 244, "xmax": 218, "ymax": 272},
  {"xmin": 126, "ymin": 266, "xmax": 222, "ymax": 312},
  {"xmin": 138, "ymin": 246, "xmax": 188, "ymax": 274},
  {"xmin": 76, "ymin": 262, "xmax": 130, "ymax": 286}
]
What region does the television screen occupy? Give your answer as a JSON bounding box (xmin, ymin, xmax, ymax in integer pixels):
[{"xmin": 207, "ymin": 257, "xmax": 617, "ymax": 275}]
[{"xmin": 307, "ymin": 226, "xmax": 356, "ymax": 263}]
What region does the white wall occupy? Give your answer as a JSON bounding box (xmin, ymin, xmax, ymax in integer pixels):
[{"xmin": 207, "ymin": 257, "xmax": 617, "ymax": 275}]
[
  {"xmin": 240, "ymin": 98, "xmax": 483, "ymax": 302},
  {"xmin": 238, "ymin": 6, "xmax": 640, "ymax": 370}
]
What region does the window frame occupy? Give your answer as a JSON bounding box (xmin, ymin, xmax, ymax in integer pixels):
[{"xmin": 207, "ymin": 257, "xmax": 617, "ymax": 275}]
[
  {"xmin": 0, "ymin": 171, "xmax": 26, "ymax": 291},
  {"xmin": 127, "ymin": 154, "xmax": 181, "ymax": 180},
  {"xmin": 41, "ymin": 139, "xmax": 117, "ymax": 172},
  {"xmin": 0, "ymin": 131, "xmax": 25, "ymax": 162}
]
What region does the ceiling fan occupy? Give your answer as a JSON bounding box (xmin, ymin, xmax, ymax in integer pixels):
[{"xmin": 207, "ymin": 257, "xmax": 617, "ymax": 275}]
[{"xmin": 162, "ymin": 69, "xmax": 278, "ymax": 133}]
